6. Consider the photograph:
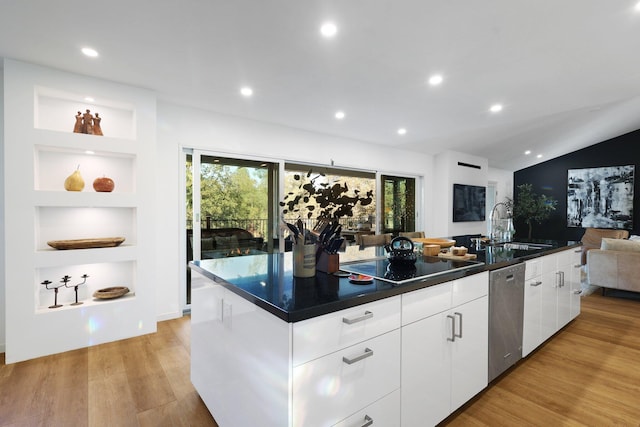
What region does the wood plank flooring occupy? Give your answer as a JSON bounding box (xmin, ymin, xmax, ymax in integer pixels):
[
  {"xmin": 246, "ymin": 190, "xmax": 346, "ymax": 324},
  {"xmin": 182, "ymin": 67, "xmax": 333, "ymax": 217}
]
[
  {"xmin": 1, "ymin": 291, "xmax": 638, "ymax": 426},
  {"xmin": 442, "ymin": 291, "xmax": 640, "ymax": 427},
  {"xmin": 0, "ymin": 315, "xmax": 218, "ymax": 427}
]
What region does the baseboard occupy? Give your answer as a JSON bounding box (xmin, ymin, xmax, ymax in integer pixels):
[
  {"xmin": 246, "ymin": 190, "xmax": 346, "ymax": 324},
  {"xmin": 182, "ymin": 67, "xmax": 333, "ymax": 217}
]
[{"xmin": 157, "ymin": 310, "xmax": 182, "ymax": 322}]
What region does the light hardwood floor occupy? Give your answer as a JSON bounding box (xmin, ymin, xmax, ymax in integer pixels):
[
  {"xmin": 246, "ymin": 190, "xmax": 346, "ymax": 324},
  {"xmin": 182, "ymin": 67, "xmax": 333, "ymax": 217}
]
[
  {"xmin": 443, "ymin": 291, "xmax": 640, "ymax": 426},
  {"xmin": 1, "ymin": 291, "xmax": 638, "ymax": 426}
]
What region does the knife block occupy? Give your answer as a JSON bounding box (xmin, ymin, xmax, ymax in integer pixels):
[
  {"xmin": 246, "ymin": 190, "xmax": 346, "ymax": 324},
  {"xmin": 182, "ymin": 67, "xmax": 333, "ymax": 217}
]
[{"xmin": 316, "ymin": 251, "xmax": 339, "ymax": 274}]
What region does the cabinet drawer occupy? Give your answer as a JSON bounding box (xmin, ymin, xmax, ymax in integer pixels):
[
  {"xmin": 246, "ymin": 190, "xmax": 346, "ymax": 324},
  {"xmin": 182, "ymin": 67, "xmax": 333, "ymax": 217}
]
[
  {"xmin": 333, "ymin": 389, "xmax": 400, "ymax": 427},
  {"xmin": 525, "ymin": 259, "xmax": 541, "ymax": 280},
  {"xmin": 293, "ymin": 329, "xmax": 401, "ymax": 427},
  {"xmin": 293, "ymin": 296, "xmax": 400, "ymax": 366},
  {"xmin": 402, "ymin": 281, "xmax": 452, "ymax": 325},
  {"xmin": 451, "ymin": 271, "xmax": 488, "ymax": 307}
]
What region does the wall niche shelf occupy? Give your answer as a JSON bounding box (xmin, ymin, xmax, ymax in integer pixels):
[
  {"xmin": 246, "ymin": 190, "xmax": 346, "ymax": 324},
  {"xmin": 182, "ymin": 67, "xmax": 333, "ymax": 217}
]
[
  {"xmin": 34, "ymin": 85, "xmax": 136, "ymax": 140},
  {"xmin": 4, "ymin": 58, "xmax": 157, "ymax": 363}
]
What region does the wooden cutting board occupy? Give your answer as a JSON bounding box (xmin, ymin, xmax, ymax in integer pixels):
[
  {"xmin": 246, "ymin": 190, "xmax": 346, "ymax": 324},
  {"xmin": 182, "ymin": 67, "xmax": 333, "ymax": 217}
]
[
  {"xmin": 47, "ymin": 237, "xmax": 125, "ymax": 250},
  {"xmin": 437, "ymin": 252, "xmax": 477, "ymax": 261}
]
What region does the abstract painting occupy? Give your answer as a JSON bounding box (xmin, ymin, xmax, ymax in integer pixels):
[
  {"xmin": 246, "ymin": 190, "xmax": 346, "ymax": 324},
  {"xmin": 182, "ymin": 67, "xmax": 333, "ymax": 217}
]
[{"xmin": 567, "ymin": 165, "xmax": 634, "ymax": 229}]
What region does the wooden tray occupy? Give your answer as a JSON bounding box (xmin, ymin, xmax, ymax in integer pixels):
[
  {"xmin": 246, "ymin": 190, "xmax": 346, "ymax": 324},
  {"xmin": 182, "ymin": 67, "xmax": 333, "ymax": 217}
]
[
  {"xmin": 93, "ymin": 286, "xmax": 130, "ymax": 299},
  {"xmin": 437, "ymin": 252, "xmax": 478, "ymax": 261},
  {"xmin": 47, "ymin": 237, "xmax": 125, "ymax": 250}
]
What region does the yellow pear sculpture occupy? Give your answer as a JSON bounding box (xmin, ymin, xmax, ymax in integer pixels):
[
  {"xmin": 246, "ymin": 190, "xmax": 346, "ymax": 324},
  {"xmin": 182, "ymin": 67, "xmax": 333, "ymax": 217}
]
[{"xmin": 64, "ymin": 166, "xmax": 85, "ymax": 191}]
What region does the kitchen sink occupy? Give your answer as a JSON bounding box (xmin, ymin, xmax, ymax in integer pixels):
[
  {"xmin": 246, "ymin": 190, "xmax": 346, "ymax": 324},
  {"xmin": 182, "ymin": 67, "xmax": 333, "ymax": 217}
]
[{"xmin": 495, "ymin": 242, "xmax": 553, "ymax": 250}]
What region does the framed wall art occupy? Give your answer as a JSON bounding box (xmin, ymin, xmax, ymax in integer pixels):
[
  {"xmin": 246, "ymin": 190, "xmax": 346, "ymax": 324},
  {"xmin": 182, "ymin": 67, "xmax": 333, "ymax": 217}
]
[{"xmin": 567, "ymin": 165, "xmax": 634, "ymax": 229}]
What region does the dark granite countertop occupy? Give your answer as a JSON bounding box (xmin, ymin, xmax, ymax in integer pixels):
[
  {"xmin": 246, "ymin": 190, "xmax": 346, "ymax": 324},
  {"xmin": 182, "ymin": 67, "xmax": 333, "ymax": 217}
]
[{"xmin": 189, "ymin": 239, "xmax": 580, "ymax": 322}]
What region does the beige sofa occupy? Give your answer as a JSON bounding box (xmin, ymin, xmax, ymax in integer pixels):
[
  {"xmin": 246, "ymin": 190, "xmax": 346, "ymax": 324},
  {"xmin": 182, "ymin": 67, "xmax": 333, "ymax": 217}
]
[
  {"xmin": 580, "ymin": 227, "xmax": 629, "ymax": 265},
  {"xmin": 587, "ymin": 238, "xmax": 640, "ymax": 293}
]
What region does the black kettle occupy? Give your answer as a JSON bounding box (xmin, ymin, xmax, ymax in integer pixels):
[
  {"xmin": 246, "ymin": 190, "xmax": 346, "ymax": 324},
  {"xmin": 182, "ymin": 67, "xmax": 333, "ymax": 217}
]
[{"xmin": 384, "ymin": 236, "xmax": 417, "ymax": 266}]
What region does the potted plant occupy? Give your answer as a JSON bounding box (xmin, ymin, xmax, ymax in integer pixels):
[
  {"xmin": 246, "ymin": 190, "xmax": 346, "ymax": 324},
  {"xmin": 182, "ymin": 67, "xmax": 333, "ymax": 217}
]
[
  {"xmin": 513, "ymin": 183, "xmax": 557, "ymax": 239},
  {"xmin": 280, "ymin": 170, "xmax": 374, "ymax": 276}
]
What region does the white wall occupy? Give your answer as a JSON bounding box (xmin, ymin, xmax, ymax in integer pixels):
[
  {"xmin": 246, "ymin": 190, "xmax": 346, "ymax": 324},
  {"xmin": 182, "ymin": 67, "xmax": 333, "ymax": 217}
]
[
  {"xmin": 0, "ymin": 64, "xmax": 5, "ymax": 353},
  {"xmin": 488, "ymin": 167, "xmax": 514, "ymax": 204},
  {"xmin": 154, "ymin": 102, "xmax": 437, "ymax": 319},
  {"xmin": 0, "ymin": 60, "xmax": 515, "ymax": 352},
  {"xmin": 433, "ymin": 151, "xmax": 491, "ymax": 237}
]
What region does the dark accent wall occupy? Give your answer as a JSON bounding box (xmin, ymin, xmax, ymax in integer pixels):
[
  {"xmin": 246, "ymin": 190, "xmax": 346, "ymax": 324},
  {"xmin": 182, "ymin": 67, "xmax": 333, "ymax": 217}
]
[{"xmin": 514, "ymin": 128, "xmax": 640, "ymax": 241}]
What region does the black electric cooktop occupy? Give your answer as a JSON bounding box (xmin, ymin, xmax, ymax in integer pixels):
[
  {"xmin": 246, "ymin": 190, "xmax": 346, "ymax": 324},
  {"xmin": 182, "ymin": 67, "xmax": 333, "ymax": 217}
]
[{"xmin": 340, "ymin": 255, "xmax": 484, "ymax": 285}]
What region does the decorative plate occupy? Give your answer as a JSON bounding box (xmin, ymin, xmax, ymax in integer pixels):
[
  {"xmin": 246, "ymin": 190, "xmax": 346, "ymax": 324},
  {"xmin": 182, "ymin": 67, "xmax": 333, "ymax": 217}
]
[
  {"xmin": 47, "ymin": 237, "xmax": 125, "ymax": 250},
  {"xmin": 93, "ymin": 286, "xmax": 130, "ymax": 299},
  {"xmin": 349, "ymin": 274, "xmax": 374, "ymax": 284},
  {"xmin": 332, "ymin": 270, "xmax": 351, "ymax": 277}
]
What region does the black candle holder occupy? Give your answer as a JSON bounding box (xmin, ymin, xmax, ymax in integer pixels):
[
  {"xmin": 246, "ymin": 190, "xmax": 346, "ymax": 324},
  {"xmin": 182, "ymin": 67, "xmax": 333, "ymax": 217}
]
[
  {"xmin": 64, "ymin": 274, "xmax": 89, "ymax": 306},
  {"xmin": 40, "ymin": 279, "xmax": 63, "ymax": 309}
]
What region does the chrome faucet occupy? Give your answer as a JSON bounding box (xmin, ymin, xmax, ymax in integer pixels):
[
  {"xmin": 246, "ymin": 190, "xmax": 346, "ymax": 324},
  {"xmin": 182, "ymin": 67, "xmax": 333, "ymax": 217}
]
[{"xmin": 489, "ymin": 201, "xmax": 514, "ymax": 243}]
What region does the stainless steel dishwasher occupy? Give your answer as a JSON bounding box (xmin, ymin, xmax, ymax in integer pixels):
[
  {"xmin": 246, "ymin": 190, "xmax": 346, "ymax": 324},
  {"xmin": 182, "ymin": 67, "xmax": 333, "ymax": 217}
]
[{"xmin": 488, "ymin": 262, "xmax": 525, "ymax": 382}]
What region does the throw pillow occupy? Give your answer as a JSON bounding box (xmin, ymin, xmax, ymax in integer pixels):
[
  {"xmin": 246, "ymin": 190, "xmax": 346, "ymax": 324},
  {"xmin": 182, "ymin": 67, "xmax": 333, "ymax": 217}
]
[
  {"xmin": 201, "ymin": 238, "xmax": 215, "ymax": 251},
  {"xmin": 215, "ymin": 235, "xmax": 239, "ymax": 250},
  {"xmin": 601, "ymin": 237, "xmax": 640, "ymax": 253},
  {"xmin": 629, "ymin": 235, "xmax": 640, "ymax": 241}
]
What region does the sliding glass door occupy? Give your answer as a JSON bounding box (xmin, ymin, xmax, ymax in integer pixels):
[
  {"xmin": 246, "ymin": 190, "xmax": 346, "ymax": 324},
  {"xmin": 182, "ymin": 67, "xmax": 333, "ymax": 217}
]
[
  {"xmin": 381, "ymin": 175, "xmax": 416, "ymax": 234},
  {"xmin": 184, "ymin": 150, "xmax": 279, "ymax": 306}
]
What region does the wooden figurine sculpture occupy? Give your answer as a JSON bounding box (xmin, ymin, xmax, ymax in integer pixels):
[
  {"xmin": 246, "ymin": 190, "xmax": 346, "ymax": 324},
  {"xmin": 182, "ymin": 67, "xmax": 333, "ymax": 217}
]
[{"xmin": 73, "ymin": 109, "xmax": 103, "ymax": 136}]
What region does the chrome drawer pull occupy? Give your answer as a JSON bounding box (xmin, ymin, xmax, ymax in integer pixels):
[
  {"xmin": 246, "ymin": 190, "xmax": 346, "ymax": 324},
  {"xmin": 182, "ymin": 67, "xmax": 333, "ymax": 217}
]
[
  {"xmin": 446, "ymin": 314, "xmax": 456, "ymax": 342},
  {"xmin": 574, "ymin": 264, "xmax": 582, "ymax": 268},
  {"xmin": 361, "ymin": 415, "xmax": 373, "ymax": 427},
  {"xmin": 454, "ymin": 312, "xmax": 463, "ymax": 339},
  {"xmin": 530, "ymin": 281, "xmax": 542, "ymax": 287},
  {"xmin": 574, "ymin": 290, "xmax": 583, "ymax": 295},
  {"xmin": 343, "ymin": 347, "xmax": 373, "ymax": 365},
  {"xmin": 342, "ymin": 310, "xmax": 373, "ymax": 325}
]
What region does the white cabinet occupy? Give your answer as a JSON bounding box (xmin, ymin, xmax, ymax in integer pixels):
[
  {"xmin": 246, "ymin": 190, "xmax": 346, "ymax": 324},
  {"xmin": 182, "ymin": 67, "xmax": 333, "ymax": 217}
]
[
  {"xmin": 401, "ymin": 272, "xmax": 489, "ymax": 427},
  {"xmin": 523, "ymin": 258, "xmax": 542, "ymax": 357},
  {"xmin": 292, "ymin": 296, "xmax": 401, "ymax": 427},
  {"xmin": 3, "ymin": 59, "xmax": 157, "ymax": 362},
  {"xmin": 523, "ymin": 248, "xmax": 581, "ymax": 357},
  {"xmin": 191, "ymin": 267, "xmax": 401, "ymax": 427},
  {"xmin": 333, "ymin": 390, "xmax": 400, "ymax": 427},
  {"xmin": 293, "ymin": 329, "xmax": 400, "ymax": 427},
  {"xmin": 568, "ymin": 248, "xmax": 583, "ymax": 320},
  {"xmin": 191, "ymin": 270, "xmax": 290, "ymax": 427}
]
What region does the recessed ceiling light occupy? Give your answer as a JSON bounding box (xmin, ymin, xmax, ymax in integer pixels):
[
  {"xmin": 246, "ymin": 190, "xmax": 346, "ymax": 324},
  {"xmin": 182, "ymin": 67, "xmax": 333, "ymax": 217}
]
[
  {"xmin": 489, "ymin": 104, "xmax": 503, "ymax": 113},
  {"xmin": 240, "ymin": 87, "xmax": 253, "ymax": 97},
  {"xmin": 397, "ymin": 128, "xmax": 407, "ymax": 135},
  {"xmin": 536, "ymin": 154, "xmax": 543, "ymax": 159},
  {"xmin": 524, "ymin": 150, "xmax": 531, "ymax": 155},
  {"xmin": 635, "ymin": 1, "xmax": 640, "ymax": 11},
  {"xmin": 335, "ymin": 111, "xmax": 345, "ymax": 120},
  {"xmin": 320, "ymin": 22, "xmax": 338, "ymax": 38},
  {"xmin": 81, "ymin": 47, "xmax": 98, "ymax": 58},
  {"xmin": 428, "ymin": 74, "xmax": 443, "ymax": 86},
  {"xmin": 84, "ymin": 97, "xmax": 94, "ymax": 102},
  {"xmin": 85, "ymin": 150, "xmax": 95, "ymax": 155}
]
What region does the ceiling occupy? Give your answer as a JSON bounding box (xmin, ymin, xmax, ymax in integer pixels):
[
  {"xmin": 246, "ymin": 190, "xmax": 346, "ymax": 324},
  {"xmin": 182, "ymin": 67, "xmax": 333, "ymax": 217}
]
[{"xmin": 2, "ymin": 0, "xmax": 640, "ymax": 171}]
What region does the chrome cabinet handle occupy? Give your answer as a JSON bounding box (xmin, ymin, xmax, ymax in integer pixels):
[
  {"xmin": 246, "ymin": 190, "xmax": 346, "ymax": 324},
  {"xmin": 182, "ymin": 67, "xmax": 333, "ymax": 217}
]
[
  {"xmin": 446, "ymin": 314, "xmax": 456, "ymax": 342},
  {"xmin": 343, "ymin": 347, "xmax": 373, "ymax": 365},
  {"xmin": 361, "ymin": 415, "xmax": 373, "ymax": 427},
  {"xmin": 342, "ymin": 310, "xmax": 373, "ymax": 325},
  {"xmin": 454, "ymin": 312, "xmax": 463, "ymax": 339},
  {"xmin": 574, "ymin": 290, "xmax": 583, "ymax": 295},
  {"xmin": 561, "ymin": 271, "xmax": 565, "ymax": 287},
  {"xmin": 574, "ymin": 264, "xmax": 582, "ymax": 268},
  {"xmin": 530, "ymin": 281, "xmax": 542, "ymax": 287}
]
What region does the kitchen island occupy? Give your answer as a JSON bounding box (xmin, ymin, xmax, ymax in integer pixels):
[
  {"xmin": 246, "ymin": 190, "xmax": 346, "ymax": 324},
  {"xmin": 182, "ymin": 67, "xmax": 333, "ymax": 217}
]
[{"xmin": 190, "ymin": 240, "xmax": 581, "ymax": 427}]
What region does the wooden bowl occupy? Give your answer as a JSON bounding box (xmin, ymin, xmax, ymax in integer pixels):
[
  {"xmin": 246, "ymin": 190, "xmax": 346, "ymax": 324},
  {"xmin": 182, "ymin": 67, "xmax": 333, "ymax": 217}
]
[
  {"xmin": 413, "ymin": 238, "xmax": 456, "ymax": 248},
  {"xmin": 93, "ymin": 286, "xmax": 130, "ymax": 299},
  {"xmin": 423, "ymin": 244, "xmax": 441, "ymax": 256}
]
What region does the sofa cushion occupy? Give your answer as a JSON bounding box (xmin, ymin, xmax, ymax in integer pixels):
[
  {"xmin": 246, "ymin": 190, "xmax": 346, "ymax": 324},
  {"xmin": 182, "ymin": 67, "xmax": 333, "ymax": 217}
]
[
  {"xmin": 215, "ymin": 235, "xmax": 239, "ymax": 250},
  {"xmin": 601, "ymin": 238, "xmax": 640, "ymax": 253}
]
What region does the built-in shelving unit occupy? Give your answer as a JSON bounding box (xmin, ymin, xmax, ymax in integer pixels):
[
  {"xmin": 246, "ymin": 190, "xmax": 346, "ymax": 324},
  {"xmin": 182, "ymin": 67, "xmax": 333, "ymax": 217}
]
[{"xmin": 3, "ymin": 59, "xmax": 157, "ymax": 363}]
